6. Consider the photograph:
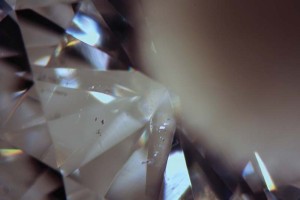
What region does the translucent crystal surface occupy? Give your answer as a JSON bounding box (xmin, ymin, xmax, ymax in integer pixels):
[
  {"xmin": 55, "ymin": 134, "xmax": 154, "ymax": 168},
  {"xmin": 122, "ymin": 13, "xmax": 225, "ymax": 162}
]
[
  {"xmin": 0, "ymin": 0, "xmax": 177, "ymax": 199},
  {"xmin": 0, "ymin": 139, "xmax": 65, "ymax": 199}
]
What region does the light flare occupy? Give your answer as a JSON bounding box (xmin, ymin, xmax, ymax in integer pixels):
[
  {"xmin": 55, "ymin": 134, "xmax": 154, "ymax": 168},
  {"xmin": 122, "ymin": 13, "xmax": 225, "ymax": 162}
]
[
  {"xmin": 0, "ymin": 149, "xmax": 23, "ymax": 157},
  {"xmin": 255, "ymin": 152, "xmax": 276, "ymax": 191}
]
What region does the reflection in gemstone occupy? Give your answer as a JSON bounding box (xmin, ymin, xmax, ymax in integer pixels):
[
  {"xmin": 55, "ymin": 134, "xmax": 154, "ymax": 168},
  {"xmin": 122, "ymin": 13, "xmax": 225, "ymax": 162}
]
[
  {"xmin": 0, "ymin": 1, "xmax": 12, "ymax": 22},
  {"xmin": 0, "ymin": 148, "xmax": 21, "ymax": 154},
  {"xmin": 160, "ymin": 136, "xmax": 193, "ymax": 200},
  {"xmin": 67, "ymin": 12, "xmax": 103, "ymax": 46},
  {"xmin": 34, "ymin": 55, "xmax": 51, "ymax": 67},
  {"xmin": 254, "ymin": 152, "xmax": 276, "ymax": 192}
]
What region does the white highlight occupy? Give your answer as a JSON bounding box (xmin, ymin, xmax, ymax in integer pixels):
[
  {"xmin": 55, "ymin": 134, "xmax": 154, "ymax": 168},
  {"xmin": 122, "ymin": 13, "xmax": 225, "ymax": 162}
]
[
  {"xmin": 255, "ymin": 152, "xmax": 276, "ymax": 191},
  {"xmin": 89, "ymin": 91, "xmax": 115, "ymax": 104},
  {"xmin": 34, "ymin": 56, "xmax": 51, "ymax": 67}
]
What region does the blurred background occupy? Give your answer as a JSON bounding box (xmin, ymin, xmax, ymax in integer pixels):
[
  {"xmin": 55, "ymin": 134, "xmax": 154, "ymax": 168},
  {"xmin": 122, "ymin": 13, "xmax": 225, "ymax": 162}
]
[{"xmin": 118, "ymin": 0, "xmax": 300, "ymax": 187}]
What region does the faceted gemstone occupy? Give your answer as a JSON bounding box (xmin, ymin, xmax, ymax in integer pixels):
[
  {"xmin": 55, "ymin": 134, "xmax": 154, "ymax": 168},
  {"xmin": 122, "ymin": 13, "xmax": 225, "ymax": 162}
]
[
  {"xmin": 0, "ymin": 0, "xmax": 177, "ymax": 199},
  {"xmin": 0, "ymin": 0, "xmax": 295, "ymax": 199}
]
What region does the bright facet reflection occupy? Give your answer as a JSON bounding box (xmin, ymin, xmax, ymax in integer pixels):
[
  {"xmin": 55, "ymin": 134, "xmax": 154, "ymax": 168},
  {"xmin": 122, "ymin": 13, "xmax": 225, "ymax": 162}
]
[
  {"xmin": 34, "ymin": 56, "xmax": 51, "ymax": 67},
  {"xmin": 77, "ymin": 42, "xmax": 110, "ymax": 70},
  {"xmin": 54, "ymin": 68, "xmax": 76, "ymax": 78},
  {"xmin": 54, "ymin": 68, "xmax": 79, "ymax": 88},
  {"xmin": 163, "ymin": 150, "xmax": 192, "ymax": 200},
  {"xmin": 113, "ymin": 84, "xmax": 136, "ymax": 97},
  {"xmin": 0, "ymin": 149, "xmax": 23, "ymax": 157},
  {"xmin": 12, "ymin": 89, "xmax": 27, "ymax": 99},
  {"xmin": 137, "ymin": 130, "xmax": 149, "ymax": 147},
  {"xmin": 89, "ymin": 91, "xmax": 115, "ymax": 104},
  {"xmin": 52, "ymin": 35, "xmax": 113, "ymax": 70},
  {"xmin": 67, "ymin": 13, "xmax": 102, "ymax": 46},
  {"xmin": 66, "ymin": 39, "xmax": 80, "ymax": 47},
  {"xmin": 255, "ymin": 152, "xmax": 276, "ymax": 191},
  {"xmin": 242, "ymin": 161, "xmax": 255, "ymax": 178}
]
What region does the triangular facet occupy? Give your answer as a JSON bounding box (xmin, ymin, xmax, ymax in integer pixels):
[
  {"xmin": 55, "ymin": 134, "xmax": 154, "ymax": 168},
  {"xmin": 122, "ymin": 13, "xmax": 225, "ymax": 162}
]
[
  {"xmin": 63, "ymin": 177, "xmax": 99, "ymax": 200},
  {"xmin": 0, "ymin": 1, "xmax": 12, "ymax": 21},
  {"xmin": 67, "ymin": 127, "xmax": 144, "ymax": 196},
  {"xmin": 0, "ymin": 85, "xmax": 58, "ymax": 168},
  {"xmin": 179, "ymin": 131, "xmax": 232, "ymax": 199},
  {"xmin": 46, "ymin": 34, "xmax": 129, "ymax": 70},
  {"xmin": 20, "ymin": 169, "xmax": 65, "ymax": 200},
  {"xmin": 159, "ymin": 135, "xmax": 194, "ymax": 200},
  {"xmin": 106, "ymin": 148, "xmax": 150, "ymax": 200},
  {"xmin": 241, "ymin": 152, "xmax": 278, "ymax": 199},
  {"xmin": 0, "ymin": 139, "xmax": 65, "ymax": 199}
]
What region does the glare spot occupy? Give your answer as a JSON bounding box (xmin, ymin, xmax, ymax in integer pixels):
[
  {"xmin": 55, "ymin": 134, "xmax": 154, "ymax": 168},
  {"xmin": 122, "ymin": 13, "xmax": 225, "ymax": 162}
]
[
  {"xmin": 88, "ymin": 86, "xmax": 95, "ymax": 90},
  {"xmin": 89, "ymin": 91, "xmax": 115, "ymax": 104},
  {"xmin": 255, "ymin": 152, "xmax": 276, "ymax": 191},
  {"xmin": 60, "ymin": 79, "xmax": 80, "ymax": 89},
  {"xmin": 66, "ymin": 39, "xmax": 80, "ymax": 47},
  {"xmin": 73, "ymin": 169, "xmax": 81, "ymax": 177},
  {"xmin": 15, "ymin": 71, "xmax": 26, "ymax": 77},
  {"xmin": 12, "ymin": 89, "xmax": 27, "ymax": 99},
  {"xmin": 164, "ymin": 151, "xmax": 191, "ymax": 200},
  {"xmin": 0, "ymin": 149, "xmax": 23, "ymax": 157},
  {"xmin": 34, "ymin": 55, "xmax": 51, "ymax": 67},
  {"xmin": 54, "ymin": 68, "xmax": 80, "ymax": 88},
  {"xmin": 54, "ymin": 68, "xmax": 76, "ymax": 77},
  {"xmin": 54, "ymin": 44, "xmax": 63, "ymax": 57},
  {"xmin": 242, "ymin": 161, "xmax": 255, "ymax": 177},
  {"xmin": 113, "ymin": 84, "xmax": 136, "ymax": 97},
  {"xmin": 138, "ymin": 130, "xmax": 148, "ymax": 147},
  {"xmin": 67, "ymin": 13, "xmax": 102, "ymax": 46}
]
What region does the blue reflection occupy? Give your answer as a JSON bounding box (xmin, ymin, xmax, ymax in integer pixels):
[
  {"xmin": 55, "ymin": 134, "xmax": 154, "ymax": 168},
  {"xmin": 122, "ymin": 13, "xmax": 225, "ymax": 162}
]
[
  {"xmin": 54, "ymin": 68, "xmax": 80, "ymax": 89},
  {"xmin": 163, "ymin": 151, "xmax": 191, "ymax": 200},
  {"xmin": 242, "ymin": 161, "xmax": 255, "ymax": 177},
  {"xmin": 67, "ymin": 13, "xmax": 103, "ymax": 46}
]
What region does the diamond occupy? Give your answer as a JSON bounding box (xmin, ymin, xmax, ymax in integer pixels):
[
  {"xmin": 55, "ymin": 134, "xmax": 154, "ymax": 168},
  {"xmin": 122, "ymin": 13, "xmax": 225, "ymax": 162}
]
[
  {"xmin": 0, "ymin": 0, "xmax": 295, "ymax": 199},
  {"xmin": 0, "ymin": 0, "xmax": 177, "ymax": 199}
]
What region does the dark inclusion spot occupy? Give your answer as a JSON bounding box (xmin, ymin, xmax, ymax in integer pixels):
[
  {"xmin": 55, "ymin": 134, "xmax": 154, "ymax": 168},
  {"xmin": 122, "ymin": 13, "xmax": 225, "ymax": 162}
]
[
  {"xmin": 97, "ymin": 129, "xmax": 101, "ymax": 135},
  {"xmin": 95, "ymin": 117, "xmax": 97, "ymax": 121},
  {"xmin": 101, "ymin": 120, "xmax": 104, "ymax": 125}
]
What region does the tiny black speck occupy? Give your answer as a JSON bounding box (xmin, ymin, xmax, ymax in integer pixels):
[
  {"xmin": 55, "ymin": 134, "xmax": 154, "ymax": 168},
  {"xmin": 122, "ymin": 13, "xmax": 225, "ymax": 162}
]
[
  {"xmin": 97, "ymin": 129, "xmax": 101, "ymax": 135},
  {"xmin": 101, "ymin": 120, "xmax": 104, "ymax": 125},
  {"xmin": 95, "ymin": 117, "xmax": 97, "ymax": 121}
]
